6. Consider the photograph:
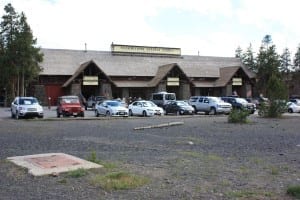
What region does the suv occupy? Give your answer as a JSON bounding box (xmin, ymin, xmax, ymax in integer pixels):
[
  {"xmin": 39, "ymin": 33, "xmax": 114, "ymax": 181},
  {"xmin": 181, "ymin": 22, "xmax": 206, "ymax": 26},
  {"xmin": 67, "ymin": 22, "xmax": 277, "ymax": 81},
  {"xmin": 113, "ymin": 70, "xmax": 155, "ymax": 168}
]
[
  {"xmin": 11, "ymin": 97, "xmax": 44, "ymax": 119},
  {"xmin": 221, "ymin": 96, "xmax": 256, "ymax": 114},
  {"xmin": 56, "ymin": 96, "xmax": 85, "ymax": 117},
  {"xmin": 85, "ymin": 96, "xmax": 107, "ymax": 110},
  {"xmin": 189, "ymin": 96, "xmax": 232, "ymax": 115}
]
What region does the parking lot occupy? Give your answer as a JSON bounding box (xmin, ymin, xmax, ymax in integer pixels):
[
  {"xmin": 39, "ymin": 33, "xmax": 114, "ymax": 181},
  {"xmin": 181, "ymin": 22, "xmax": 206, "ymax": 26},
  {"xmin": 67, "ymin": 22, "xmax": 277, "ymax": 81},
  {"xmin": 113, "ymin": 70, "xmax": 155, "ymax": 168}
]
[{"xmin": 0, "ymin": 106, "xmax": 299, "ymax": 199}]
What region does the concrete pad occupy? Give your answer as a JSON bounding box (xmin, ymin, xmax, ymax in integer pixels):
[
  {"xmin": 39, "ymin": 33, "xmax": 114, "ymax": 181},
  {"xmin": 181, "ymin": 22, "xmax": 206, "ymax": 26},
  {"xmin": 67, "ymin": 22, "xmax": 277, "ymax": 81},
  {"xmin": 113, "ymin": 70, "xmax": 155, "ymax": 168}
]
[{"xmin": 7, "ymin": 153, "xmax": 102, "ymax": 176}]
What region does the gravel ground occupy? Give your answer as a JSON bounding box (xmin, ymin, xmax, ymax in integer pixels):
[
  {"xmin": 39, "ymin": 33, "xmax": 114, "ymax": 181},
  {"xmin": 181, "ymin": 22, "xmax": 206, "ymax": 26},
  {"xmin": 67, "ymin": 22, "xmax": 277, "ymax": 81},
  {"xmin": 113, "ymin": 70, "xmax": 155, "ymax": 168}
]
[{"xmin": 0, "ymin": 114, "xmax": 299, "ymax": 200}]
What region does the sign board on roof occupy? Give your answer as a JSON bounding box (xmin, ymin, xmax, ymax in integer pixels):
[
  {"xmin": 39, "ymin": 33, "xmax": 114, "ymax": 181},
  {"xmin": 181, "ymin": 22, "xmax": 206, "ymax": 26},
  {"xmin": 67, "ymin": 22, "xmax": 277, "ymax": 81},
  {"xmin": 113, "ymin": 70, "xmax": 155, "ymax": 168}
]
[
  {"xmin": 111, "ymin": 44, "xmax": 181, "ymax": 56},
  {"xmin": 83, "ymin": 76, "xmax": 98, "ymax": 85}
]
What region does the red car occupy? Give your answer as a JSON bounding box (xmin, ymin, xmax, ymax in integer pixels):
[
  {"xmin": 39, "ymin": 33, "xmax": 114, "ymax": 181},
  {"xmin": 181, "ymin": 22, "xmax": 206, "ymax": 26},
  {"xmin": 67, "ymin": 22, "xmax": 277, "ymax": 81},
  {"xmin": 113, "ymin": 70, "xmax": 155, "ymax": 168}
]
[{"xmin": 56, "ymin": 96, "xmax": 85, "ymax": 117}]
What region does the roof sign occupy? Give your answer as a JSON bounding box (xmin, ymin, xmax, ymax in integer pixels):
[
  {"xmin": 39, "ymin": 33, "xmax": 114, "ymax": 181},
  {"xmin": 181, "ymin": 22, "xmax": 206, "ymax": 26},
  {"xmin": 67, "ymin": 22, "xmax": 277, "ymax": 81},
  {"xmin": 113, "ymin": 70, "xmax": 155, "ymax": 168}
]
[
  {"xmin": 167, "ymin": 77, "xmax": 180, "ymax": 86},
  {"xmin": 111, "ymin": 44, "xmax": 181, "ymax": 56},
  {"xmin": 83, "ymin": 76, "xmax": 98, "ymax": 85}
]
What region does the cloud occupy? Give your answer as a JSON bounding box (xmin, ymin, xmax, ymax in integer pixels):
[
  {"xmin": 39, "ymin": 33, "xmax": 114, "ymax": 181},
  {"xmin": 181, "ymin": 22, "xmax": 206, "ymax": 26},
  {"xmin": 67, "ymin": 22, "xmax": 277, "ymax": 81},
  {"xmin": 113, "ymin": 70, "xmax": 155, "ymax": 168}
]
[{"xmin": 0, "ymin": 0, "xmax": 299, "ymax": 56}]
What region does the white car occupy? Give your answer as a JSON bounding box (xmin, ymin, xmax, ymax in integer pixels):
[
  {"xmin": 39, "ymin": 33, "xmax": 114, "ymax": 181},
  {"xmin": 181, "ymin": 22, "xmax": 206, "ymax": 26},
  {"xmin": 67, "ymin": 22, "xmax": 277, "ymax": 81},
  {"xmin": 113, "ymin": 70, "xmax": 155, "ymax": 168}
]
[
  {"xmin": 11, "ymin": 97, "xmax": 44, "ymax": 119},
  {"xmin": 287, "ymin": 102, "xmax": 300, "ymax": 113},
  {"xmin": 128, "ymin": 100, "xmax": 164, "ymax": 117},
  {"xmin": 95, "ymin": 100, "xmax": 128, "ymax": 117}
]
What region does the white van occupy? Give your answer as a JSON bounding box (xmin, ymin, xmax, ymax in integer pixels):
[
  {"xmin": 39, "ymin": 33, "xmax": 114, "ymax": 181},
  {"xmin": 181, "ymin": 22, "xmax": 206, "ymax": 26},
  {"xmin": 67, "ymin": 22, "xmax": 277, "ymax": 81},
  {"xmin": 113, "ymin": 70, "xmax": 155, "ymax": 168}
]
[{"xmin": 150, "ymin": 92, "xmax": 176, "ymax": 108}]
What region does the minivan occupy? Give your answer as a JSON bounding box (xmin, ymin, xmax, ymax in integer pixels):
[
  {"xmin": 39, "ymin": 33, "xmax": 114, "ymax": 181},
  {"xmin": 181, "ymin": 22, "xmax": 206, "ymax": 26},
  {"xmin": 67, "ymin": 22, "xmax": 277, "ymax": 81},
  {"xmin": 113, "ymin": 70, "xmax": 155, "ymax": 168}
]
[{"xmin": 150, "ymin": 92, "xmax": 176, "ymax": 108}]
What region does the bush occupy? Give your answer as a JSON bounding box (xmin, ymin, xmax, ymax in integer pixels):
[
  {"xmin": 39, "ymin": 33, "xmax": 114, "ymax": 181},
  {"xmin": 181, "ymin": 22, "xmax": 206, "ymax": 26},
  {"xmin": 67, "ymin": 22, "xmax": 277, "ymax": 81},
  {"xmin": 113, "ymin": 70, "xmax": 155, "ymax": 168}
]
[
  {"xmin": 287, "ymin": 185, "xmax": 300, "ymax": 198},
  {"xmin": 228, "ymin": 108, "xmax": 250, "ymax": 123},
  {"xmin": 258, "ymin": 100, "xmax": 287, "ymax": 118}
]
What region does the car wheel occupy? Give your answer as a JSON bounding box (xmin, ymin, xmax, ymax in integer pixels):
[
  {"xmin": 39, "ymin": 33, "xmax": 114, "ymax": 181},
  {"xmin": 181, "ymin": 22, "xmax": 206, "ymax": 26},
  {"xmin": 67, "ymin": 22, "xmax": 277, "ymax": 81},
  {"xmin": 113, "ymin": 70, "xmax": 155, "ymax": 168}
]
[
  {"xmin": 142, "ymin": 110, "xmax": 147, "ymax": 117},
  {"xmin": 57, "ymin": 111, "xmax": 61, "ymax": 118},
  {"xmin": 129, "ymin": 109, "xmax": 133, "ymax": 116},
  {"xmin": 210, "ymin": 107, "xmax": 216, "ymax": 115},
  {"xmin": 192, "ymin": 106, "xmax": 197, "ymax": 113},
  {"xmin": 15, "ymin": 112, "xmax": 19, "ymax": 119},
  {"xmin": 105, "ymin": 111, "xmax": 110, "ymax": 117},
  {"xmin": 288, "ymin": 108, "xmax": 293, "ymax": 113},
  {"xmin": 95, "ymin": 110, "xmax": 99, "ymax": 117},
  {"xmin": 81, "ymin": 112, "xmax": 84, "ymax": 117},
  {"xmin": 11, "ymin": 111, "xmax": 15, "ymax": 118}
]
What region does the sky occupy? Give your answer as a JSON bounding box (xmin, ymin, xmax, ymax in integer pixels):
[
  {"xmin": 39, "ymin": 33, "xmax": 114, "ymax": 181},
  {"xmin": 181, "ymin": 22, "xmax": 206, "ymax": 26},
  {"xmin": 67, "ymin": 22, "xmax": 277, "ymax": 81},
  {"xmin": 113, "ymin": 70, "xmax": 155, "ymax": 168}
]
[{"xmin": 0, "ymin": 0, "xmax": 300, "ymax": 57}]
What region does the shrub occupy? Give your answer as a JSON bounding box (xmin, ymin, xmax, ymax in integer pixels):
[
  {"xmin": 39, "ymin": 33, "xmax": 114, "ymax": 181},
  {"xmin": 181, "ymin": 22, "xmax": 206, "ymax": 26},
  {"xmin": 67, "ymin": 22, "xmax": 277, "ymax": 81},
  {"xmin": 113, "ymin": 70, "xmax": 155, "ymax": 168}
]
[
  {"xmin": 287, "ymin": 185, "xmax": 300, "ymax": 198},
  {"xmin": 228, "ymin": 108, "xmax": 250, "ymax": 123}
]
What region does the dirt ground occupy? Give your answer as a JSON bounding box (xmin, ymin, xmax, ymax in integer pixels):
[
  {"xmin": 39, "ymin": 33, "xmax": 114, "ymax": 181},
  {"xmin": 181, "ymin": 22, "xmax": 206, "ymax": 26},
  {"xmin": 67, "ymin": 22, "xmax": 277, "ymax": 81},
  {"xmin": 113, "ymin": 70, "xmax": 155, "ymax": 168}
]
[{"xmin": 0, "ymin": 114, "xmax": 299, "ymax": 199}]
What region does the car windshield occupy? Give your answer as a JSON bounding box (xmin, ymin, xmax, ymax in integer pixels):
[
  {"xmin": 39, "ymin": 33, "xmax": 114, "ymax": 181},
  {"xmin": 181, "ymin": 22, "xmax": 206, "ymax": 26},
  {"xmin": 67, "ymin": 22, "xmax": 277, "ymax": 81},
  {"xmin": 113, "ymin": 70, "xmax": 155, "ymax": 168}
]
[
  {"xmin": 148, "ymin": 102, "xmax": 158, "ymax": 107},
  {"xmin": 61, "ymin": 98, "xmax": 80, "ymax": 104},
  {"xmin": 177, "ymin": 101, "xmax": 188, "ymax": 106},
  {"xmin": 106, "ymin": 101, "xmax": 120, "ymax": 107},
  {"xmin": 236, "ymin": 98, "xmax": 248, "ymax": 104},
  {"xmin": 142, "ymin": 102, "xmax": 154, "ymax": 107},
  {"xmin": 210, "ymin": 97, "xmax": 223, "ymax": 103},
  {"xmin": 20, "ymin": 98, "xmax": 38, "ymax": 105}
]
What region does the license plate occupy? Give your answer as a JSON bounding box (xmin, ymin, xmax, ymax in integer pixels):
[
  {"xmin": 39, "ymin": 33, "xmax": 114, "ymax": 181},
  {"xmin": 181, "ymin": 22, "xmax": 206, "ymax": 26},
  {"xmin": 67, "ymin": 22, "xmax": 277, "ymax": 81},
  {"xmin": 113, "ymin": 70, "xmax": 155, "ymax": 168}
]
[
  {"xmin": 73, "ymin": 113, "xmax": 78, "ymax": 115},
  {"xmin": 119, "ymin": 112, "xmax": 124, "ymax": 115}
]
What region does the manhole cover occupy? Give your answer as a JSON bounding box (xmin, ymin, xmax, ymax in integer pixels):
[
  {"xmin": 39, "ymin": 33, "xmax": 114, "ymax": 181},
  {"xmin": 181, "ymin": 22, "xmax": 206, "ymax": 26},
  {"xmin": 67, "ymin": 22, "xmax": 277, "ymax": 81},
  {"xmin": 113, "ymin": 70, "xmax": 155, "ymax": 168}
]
[{"xmin": 7, "ymin": 153, "xmax": 102, "ymax": 176}]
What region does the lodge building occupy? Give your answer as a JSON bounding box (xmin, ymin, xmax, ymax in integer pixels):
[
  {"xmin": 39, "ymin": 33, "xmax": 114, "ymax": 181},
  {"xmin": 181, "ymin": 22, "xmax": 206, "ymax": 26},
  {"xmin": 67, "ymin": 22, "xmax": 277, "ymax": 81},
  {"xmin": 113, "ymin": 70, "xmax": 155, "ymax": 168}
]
[{"xmin": 36, "ymin": 44, "xmax": 256, "ymax": 105}]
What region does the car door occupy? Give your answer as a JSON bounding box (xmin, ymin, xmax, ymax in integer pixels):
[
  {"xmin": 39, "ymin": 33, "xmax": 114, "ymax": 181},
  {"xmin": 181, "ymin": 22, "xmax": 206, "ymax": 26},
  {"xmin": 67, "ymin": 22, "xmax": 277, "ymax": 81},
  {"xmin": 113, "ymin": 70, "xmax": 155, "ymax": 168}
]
[
  {"xmin": 133, "ymin": 102, "xmax": 141, "ymax": 115},
  {"xmin": 99, "ymin": 102, "xmax": 106, "ymax": 115},
  {"xmin": 202, "ymin": 98, "xmax": 210, "ymax": 112}
]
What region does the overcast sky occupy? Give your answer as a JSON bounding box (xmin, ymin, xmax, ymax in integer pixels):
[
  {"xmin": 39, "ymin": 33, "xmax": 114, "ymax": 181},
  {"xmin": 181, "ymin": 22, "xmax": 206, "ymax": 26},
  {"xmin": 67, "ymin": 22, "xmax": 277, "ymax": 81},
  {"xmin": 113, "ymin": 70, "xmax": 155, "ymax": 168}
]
[{"xmin": 1, "ymin": 0, "xmax": 299, "ymax": 57}]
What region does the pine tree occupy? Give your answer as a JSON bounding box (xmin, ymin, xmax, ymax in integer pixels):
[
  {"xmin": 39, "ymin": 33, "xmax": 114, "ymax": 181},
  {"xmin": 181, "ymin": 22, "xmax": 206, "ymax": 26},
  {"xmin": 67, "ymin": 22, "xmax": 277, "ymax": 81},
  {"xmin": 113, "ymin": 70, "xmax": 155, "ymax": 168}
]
[
  {"xmin": 293, "ymin": 44, "xmax": 300, "ymax": 72},
  {"xmin": 235, "ymin": 46, "xmax": 243, "ymax": 58},
  {"xmin": 0, "ymin": 3, "xmax": 43, "ymax": 100},
  {"xmin": 242, "ymin": 43, "xmax": 256, "ymax": 72},
  {"xmin": 256, "ymin": 44, "xmax": 281, "ymax": 96},
  {"xmin": 280, "ymin": 48, "xmax": 292, "ymax": 74}
]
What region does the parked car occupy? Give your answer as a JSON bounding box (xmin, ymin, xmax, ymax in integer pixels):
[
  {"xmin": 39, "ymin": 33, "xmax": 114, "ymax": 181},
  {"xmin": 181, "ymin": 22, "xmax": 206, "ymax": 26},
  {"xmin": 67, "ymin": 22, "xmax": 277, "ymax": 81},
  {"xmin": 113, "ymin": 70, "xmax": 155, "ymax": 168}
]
[
  {"xmin": 56, "ymin": 96, "xmax": 85, "ymax": 117},
  {"xmin": 150, "ymin": 92, "xmax": 176, "ymax": 108},
  {"xmin": 11, "ymin": 97, "xmax": 44, "ymax": 119},
  {"xmin": 85, "ymin": 96, "xmax": 107, "ymax": 110},
  {"xmin": 222, "ymin": 96, "xmax": 256, "ymax": 114},
  {"xmin": 95, "ymin": 100, "xmax": 128, "ymax": 117},
  {"xmin": 128, "ymin": 100, "xmax": 163, "ymax": 117},
  {"xmin": 165, "ymin": 100, "xmax": 194, "ymax": 115},
  {"xmin": 189, "ymin": 96, "xmax": 232, "ymax": 115},
  {"xmin": 289, "ymin": 98, "xmax": 300, "ymax": 105},
  {"xmin": 287, "ymin": 102, "xmax": 300, "ymax": 113}
]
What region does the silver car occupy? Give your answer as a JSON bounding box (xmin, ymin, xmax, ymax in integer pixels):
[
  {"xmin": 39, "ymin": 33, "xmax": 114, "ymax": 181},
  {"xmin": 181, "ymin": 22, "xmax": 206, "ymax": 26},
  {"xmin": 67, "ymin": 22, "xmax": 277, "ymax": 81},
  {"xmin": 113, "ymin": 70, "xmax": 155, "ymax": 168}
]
[
  {"xmin": 11, "ymin": 97, "xmax": 44, "ymax": 119},
  {"xmin": 95, "ymin": 100, "xmax": 128, "ymax": 117}
]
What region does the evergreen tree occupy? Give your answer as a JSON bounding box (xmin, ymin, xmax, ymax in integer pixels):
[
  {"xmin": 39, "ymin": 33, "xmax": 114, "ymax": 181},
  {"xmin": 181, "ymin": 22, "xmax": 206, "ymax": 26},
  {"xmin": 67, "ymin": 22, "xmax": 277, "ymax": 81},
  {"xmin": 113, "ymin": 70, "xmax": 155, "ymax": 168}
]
[
  {"xmin": 235, "ymin": 46, "xmax": 243, "ymax": 58},
  {"xmin": 280, "ymin": 48, "xmax": 292, "ymax": 74},
  {"xmin": 293, "ymin": 44, "xmax": 300, "ymax": 72},
  {"xmin": 256, "ymin": 44, "xmax": 281, "ymax": 95},
  {"xmin": 242, "ymin": 43, "xmax": 256, "ymax": 72},
  {"xmin": 0, "ymin": 3, "xmax": 43, "ymax": 100}
]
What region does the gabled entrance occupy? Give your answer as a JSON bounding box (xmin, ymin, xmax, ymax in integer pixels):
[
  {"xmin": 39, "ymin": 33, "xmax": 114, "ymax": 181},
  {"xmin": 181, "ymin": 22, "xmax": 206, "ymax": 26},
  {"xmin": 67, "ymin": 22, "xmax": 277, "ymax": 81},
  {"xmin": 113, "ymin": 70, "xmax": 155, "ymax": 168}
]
[
  {"xmin": 148, "ymin": 63, "xmax": 194, "ymax": 99},
  {"xmin": 62, "ymin": 60, "xmax": 114, "ymax": 100}
]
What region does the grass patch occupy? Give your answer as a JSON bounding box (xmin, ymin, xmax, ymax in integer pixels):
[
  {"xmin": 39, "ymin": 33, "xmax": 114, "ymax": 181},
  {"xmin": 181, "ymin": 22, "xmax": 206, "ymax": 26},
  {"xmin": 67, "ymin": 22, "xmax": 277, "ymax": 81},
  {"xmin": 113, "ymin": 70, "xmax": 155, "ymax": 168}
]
[
  {"xmin": 270, "ymin": 166, "xmax": 279, "ymax": 175},
  {"xmin": 90, "ymin": 171, "xmax": 149, "ymax": 190},
  {"xmin": 181, "ymin": 151, "xmax": 203, "ymax": 158},
  {"xmin": 226, "ymin": 190, "xmax": 271, "ymax": 198},
  {"xmin": 86, "ymin": 150, "xmax": 117, "ymax": 169},
  {"xmin": 67, "ymin": 168, "xmax": 88, "ymax": 178},
  {"xmin": 287, "ymin": 185, "xmax": 300, "ymax": 199},
  {"xmin": 58, "ymin": 178, "xmax": 67, "ymax": 184}
]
